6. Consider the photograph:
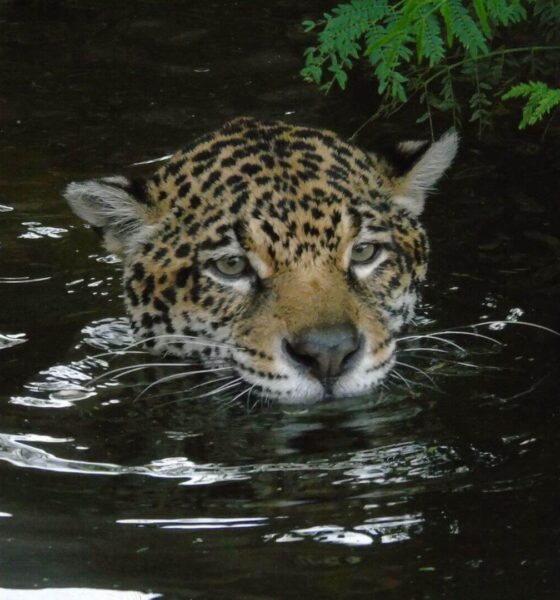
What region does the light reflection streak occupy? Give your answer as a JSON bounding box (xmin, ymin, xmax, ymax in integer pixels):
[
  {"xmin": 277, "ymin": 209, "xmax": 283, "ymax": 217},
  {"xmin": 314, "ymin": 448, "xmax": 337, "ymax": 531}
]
[
  {"xmin": 10, "ymin": 396, "xmax": 76, "ymax": 409},
  {"xmin": 0, "ymin": 333, "xmax": 27, "ymax": 350},
  {"xmin": 0, "ymin": 433, "xmax": 249, "ymax": 483},
  {"xmin": 118, "ymin": 517, "xmax": 267, "ymax": 530},
  {"xmin": 18, "ymin": 222, "xmax": 68, "ymax": 240},
  {"xmin": 0, "ymin": 433, "xmax": 465, "ymax": 488},
  {"xmin": 268, "ymin": 512, "xmax": 425, "ymax": 547},
  {"xmin": 8, "ymin": 318, "xmax": 133, "ymax": 409},
  {"xmin": 128, "ymin": 154, "xmax": 173, "ymax": 167},
  {"xmin": 0, "ymin": 589, "xmax": 161, "ymax": 599},
  {"xmin": 0, "ymin": 276, "xmax": 51, "ymax": 284}
]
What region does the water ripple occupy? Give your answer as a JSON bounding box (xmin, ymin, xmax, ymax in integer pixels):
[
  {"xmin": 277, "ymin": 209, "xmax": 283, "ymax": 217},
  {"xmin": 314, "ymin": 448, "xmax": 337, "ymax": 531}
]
[
  {"xmin": 0, "ymin": 333, "xmax": 27, "ymax": 350},
  {"xmin": 0, "ymin": 276, "xmax": 51, "ymax": 284},
  {"xmin": 0, "ymin": 432, "xmax": 469, "ymax": 490},
  {"xmin": 18, "ymin": 222, "xmax": 68, "ymax": 240},
  {"xmin": 117, "ymin": 516, "xmax": 267, "ymax": 530},
  {"xmin": 0, "ymin": 589, "xmax": 161, "ymax": 599},
  {"xmin": 8, "ymin": 318, "xmax": 132, "ymax": 408},
  {"xmin": 268, "ymin": 513, "xmax": 425, "ymax": 547}
]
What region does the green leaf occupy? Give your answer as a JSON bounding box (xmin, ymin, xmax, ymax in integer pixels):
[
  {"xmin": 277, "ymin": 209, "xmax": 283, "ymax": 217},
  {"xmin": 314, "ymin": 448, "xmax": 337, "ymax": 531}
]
[
  {"xmin": 503, "ymin": 81, "xmax": 560, "ymax": 128},
  {"xmin": 335, "ymin": 68, "xmax": 348, "ymax": 89},
  {"xmin": 473, "ymin": 0, "xmax": 491, "ymax": 36},
  {"xmin": 415, "ymin": 9, "xmax": 445, "ymax": 65},
  {"xmin": 446, "ymin": 0, "xmax": 488, "ymax": 57},
  {"xmin": 301, "ymin": 65, "xmax": 323, "ymax": 84},
  {"xmin": 502, "ymin": 82, "xmax": 535, "ymax": 100},
  {"xmin": 440, "ymin": 1, "xmax": 455, "ymax": 46},
  {"xmin": 302, "ymin": 20, "xmax": 316, "ymax": 32}
]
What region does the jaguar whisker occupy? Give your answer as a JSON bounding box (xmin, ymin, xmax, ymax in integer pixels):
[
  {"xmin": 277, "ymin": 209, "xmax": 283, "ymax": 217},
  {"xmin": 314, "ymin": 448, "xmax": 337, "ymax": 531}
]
[
  {"xmin": 134, "ymin": 367, "xmax": 233, "ymax": 401},
  {"xmin": 90, "ymin": 361, "xmax": 202, "ymax": 385},
  {"xmin": 190, "ymin": 377, "xmax": 245, "ymax": 400},
  {"xmin": 420, "ymin": 330, "xmax": 502, "ymax": 345},
  {"xmin": 469, "ymin": 320, "xmax": 559, "ymax": 336},
  {"xmin": 218, "ymin": 384, "xmax": 257, "ymax": 412},
  {"xmin": 397, "ymin": 334, "xmax": 467, "ymax": 353},
  {"xmin": 389, "ymin": 370, "xmax": 414, "ymax": 391},
  {"xmin": 89, "ymin": 334, "xmax": 242, "ymax": 362},
  {"xmin": 246, "ymin": 384, "xmax": 261, "ymax": 411},
  {"xmin": 146, "ymin": 374, "xmax": 235, "ymax": 402},
  {"xmin": 399, "ymin": 346, "xmax": 451, "ymax": 355},
  {"xmin": 394, "ymin": 360, "xmax": 438, "ymax": 387},
  {"xmin": 405, "ymin": 352, "xmax": 484, "ymax": 369}
]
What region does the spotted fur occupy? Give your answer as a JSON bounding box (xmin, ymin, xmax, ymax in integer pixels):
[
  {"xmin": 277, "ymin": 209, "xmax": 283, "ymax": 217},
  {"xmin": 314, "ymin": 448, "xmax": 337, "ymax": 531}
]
[{"xmin": 65, "ymin": 117, "xmax": 458, "ymax": 403}]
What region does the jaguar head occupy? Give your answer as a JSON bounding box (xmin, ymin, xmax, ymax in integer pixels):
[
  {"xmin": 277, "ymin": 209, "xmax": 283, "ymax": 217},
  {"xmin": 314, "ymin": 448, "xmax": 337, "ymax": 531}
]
[{"xmin": 65, "ymin": 118, "xmax": 458, "ymax": 403}]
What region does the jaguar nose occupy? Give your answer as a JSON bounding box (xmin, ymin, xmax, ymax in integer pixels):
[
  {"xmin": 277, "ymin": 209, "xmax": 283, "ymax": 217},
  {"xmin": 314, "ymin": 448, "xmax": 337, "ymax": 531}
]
[{"xmin": 283, "ymin": 323, "xmax": 362, "ymax": 383}]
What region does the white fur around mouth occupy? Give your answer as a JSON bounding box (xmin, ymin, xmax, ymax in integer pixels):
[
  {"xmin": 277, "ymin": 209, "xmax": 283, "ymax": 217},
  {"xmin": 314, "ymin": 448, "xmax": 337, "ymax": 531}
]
[{"xmin": 228, "ymin": 343, "xmax": 396, "ymax": 404}]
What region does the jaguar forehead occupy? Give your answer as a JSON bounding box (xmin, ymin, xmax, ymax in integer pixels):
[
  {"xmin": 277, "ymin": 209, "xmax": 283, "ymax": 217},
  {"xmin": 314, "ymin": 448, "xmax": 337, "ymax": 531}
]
[{"xmin": 147, "ymin": 119, "xmax": 386, "ymax": 218}]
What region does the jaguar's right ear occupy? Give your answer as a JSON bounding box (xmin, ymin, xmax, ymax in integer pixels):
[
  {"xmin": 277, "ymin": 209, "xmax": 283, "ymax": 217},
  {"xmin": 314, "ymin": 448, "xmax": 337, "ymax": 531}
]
[
  {"xmin": 370, "ymin": 130, "xmax": 459, "ymax": 216},
  {"xmin": 64, "ymin": 176, "xmax": 158, "ymax": 256}
]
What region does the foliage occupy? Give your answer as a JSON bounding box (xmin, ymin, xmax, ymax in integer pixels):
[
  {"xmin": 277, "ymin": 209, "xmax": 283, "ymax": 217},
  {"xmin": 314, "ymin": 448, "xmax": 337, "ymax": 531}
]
[
  {"xmin": 301, "ymin": 0, "xmax": 560, "ymax": 134},
  {"xmin": 502, "ymin": 81, "xmax": 560, "ymax": 128}
]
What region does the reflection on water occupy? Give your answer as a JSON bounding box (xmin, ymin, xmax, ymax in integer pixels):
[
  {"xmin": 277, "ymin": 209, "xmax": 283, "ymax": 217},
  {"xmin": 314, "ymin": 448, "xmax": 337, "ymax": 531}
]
[
  {"xmin": 0, "ymin": 276, "xmax": 51, "ymax": 284},
  {"xmin": 268, "ymin": 513, "xmax": 425, "ymax": 547},
  {"xmin": 0, "ymin": 590, "xmax": 161, "ymax": 600},
  {"xmin": 18, "ymin": 222, "xmax": 68, "ymax": 240},
  {"xmin": 0, "ymin": 333, "xmax": 27, "ymax": 350},
  {"xmin": 117, "ymin": 517, "xmax": 268, "ymax": 530},
  {"xmin": 0, "ymin": 429, "xmax": 473, "ymax": 487},
  {"xmin": 8, "ymin": 318, "xmax": 132, "ymax": 408}
]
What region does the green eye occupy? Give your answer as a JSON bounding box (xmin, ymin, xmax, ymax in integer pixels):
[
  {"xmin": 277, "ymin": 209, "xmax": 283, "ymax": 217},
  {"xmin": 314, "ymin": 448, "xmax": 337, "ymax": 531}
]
[
  {"xmin": 214, "ymin": 255, "xmax": 249, "ymax": 277},
  {"xmin": 350, "ymin": 242, "xmax": 380, "ymax": 264}
]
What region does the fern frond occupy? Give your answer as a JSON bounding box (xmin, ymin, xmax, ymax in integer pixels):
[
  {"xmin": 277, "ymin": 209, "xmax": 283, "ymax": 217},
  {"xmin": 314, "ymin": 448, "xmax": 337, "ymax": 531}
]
[
  {"xmin": 473, "ymin": 0, "xmax": 492, "ymax": 35},
  {"xmin": 443, "ymin": 0, "xmax": 489, "ymax": 56},
  {"xmin": 415, "ymin": 7, "xmax": 446, "ymax": 65},
  {"xmin": 532, "ymin": 0, "xmax": 560, "ymax": 21},
  {"xmin": 503, "ymin": 81, "xmax": 560, "ymax": 128},
  {"xmin": 487, "ymin": 0, "xmax": 527, "ymax": 25},
  {"xmin": 301, "ymin": 0, "xmax": 390, "ymax": 89}
]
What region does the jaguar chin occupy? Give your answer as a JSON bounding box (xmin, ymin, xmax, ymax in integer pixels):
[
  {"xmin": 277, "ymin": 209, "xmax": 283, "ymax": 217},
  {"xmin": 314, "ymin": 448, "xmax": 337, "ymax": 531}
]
[{"xmin": 65, "ymin": 118, "xmax": 458, "ymax": 404}]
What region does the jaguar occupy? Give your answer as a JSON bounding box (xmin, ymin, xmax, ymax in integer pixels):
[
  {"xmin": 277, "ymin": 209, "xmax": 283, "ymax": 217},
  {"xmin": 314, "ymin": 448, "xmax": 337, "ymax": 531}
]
[{"xmin": 65, "ymin": 117, "xmax": 458, "ymax": 403}]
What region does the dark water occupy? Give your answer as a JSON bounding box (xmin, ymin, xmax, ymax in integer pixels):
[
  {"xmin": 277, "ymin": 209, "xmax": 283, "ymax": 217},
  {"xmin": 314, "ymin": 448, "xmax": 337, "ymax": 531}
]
[{"xmin": 1, "ymin": 1, "xmax": 560, "ymax": 598}]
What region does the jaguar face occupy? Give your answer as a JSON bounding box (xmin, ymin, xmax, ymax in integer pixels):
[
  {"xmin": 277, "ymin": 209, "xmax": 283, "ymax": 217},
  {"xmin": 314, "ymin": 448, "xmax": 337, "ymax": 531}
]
[{"xmin": 65, "ymin": 118, "xmax": 458, "ymax": 403}]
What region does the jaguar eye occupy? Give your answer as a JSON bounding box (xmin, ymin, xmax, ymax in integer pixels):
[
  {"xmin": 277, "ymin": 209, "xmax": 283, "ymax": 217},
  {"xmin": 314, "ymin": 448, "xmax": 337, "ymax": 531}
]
[
  {"xmin": 214, "ymin": 255, "xmax": 250, "ymax": 277},
  {"xmin": 350, "ymin": 242, "xmax": 380, "ymax": 265}
]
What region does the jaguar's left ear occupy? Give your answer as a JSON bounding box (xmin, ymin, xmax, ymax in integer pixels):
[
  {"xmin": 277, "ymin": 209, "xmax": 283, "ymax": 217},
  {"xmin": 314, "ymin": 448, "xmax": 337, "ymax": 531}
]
[{"xmin": 381, "ymin": 130, "xmax": 459, "ymax": 216}]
